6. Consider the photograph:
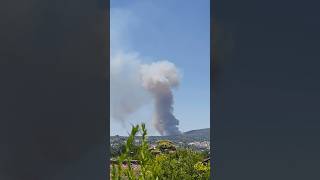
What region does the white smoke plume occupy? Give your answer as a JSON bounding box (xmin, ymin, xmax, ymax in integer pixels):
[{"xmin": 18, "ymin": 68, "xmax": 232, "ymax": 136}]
[
  {"xmin": 140, "ymin": 61, "xmax": 182, "ymax": 135},
  {"xmin": 110, "ymin": 7, "xmax": 182, "ymax": 135},
  {"xmin": 110, "ymin": 52, "xmax": 150, "ymax": 123}
]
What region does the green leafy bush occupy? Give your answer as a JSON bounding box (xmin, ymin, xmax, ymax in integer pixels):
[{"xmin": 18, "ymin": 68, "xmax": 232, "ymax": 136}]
[{"xmin": 110, "ymin": 123, "xmax": 211, "ymax": 180}]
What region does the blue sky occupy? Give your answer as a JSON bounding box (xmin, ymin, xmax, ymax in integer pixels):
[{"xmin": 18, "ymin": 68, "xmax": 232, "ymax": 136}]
[{"xmin": 110, "ymin": 0, "xmax": 210, "ymax": 136}]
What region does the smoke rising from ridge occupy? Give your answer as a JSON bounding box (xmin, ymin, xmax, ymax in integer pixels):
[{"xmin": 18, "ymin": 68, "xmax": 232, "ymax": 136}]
[
  {"xmin": 140, "ymin": 61, "xmax": 182, "ymax": 135},
  {"xmin": 110, "ymin": 7, "xmax": 182, "ymax": 135},
  {"xmin": 110, "ymin": 54, "xmax": 182, "ymax": 135}
]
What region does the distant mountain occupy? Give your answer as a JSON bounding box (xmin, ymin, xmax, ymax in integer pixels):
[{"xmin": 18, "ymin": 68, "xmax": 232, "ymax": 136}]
[
  {"xmin": 183, "ymin": 128, "xmax": 210, "ymax": 137},
  {"xmin": 111, "ymin": 128, "xmax": 210, "ymax": 139}
]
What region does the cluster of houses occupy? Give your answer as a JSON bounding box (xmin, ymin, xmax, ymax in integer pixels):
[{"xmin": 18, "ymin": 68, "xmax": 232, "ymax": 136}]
[{"xmin": 187, "ymin": 141, "xmax": 210, "ymax": 149}]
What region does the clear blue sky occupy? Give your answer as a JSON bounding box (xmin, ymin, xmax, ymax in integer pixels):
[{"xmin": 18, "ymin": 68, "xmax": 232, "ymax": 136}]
[{"xmin": 110, "ymin": 0, "xmax": 210, "ymax": 136}]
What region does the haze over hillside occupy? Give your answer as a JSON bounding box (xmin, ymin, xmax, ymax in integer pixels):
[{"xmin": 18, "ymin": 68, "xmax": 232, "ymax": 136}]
[{"xmin": 111, "ymin": 128, "xmax": 210, "ymax": 138}]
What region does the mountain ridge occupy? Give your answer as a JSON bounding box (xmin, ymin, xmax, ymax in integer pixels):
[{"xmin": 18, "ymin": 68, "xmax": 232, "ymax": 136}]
[{"xmin": 183, "ymin": 128, "xmax": 210, "ymax": 137}]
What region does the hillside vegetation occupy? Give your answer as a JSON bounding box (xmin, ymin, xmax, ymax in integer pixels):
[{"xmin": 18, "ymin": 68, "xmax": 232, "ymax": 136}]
[{"xmin": 110, "ymin": 123, "xmax": 211, "ymax": 180}]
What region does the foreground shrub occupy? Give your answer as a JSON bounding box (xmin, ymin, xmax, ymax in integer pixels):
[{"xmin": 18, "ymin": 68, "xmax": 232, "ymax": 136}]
[{"xmin": 110, "ymin": 123, "xmax": 211, "ymax": 180}]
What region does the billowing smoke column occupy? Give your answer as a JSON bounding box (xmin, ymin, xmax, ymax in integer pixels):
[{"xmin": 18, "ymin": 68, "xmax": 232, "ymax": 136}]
[
  {"xmin": 110, "ymin": 7, "xmax": 182, "ymax": 135},
  {"xmin": 140, "ymin": 61, "xmax": 182, "ymax": 135}
]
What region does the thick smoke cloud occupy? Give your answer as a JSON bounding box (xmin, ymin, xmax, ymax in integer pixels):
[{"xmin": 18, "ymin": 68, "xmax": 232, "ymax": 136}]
[
  {"xmin": 111, "ymin": 7, "xmax": 182, "ymax": 135},
  {"xmin": 140, "ymin": 61, "xmax": 182, "ymax": 135},
  {"xmin": 110, "ymin": 54, "xmax": 182, "ymax": 135}
]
